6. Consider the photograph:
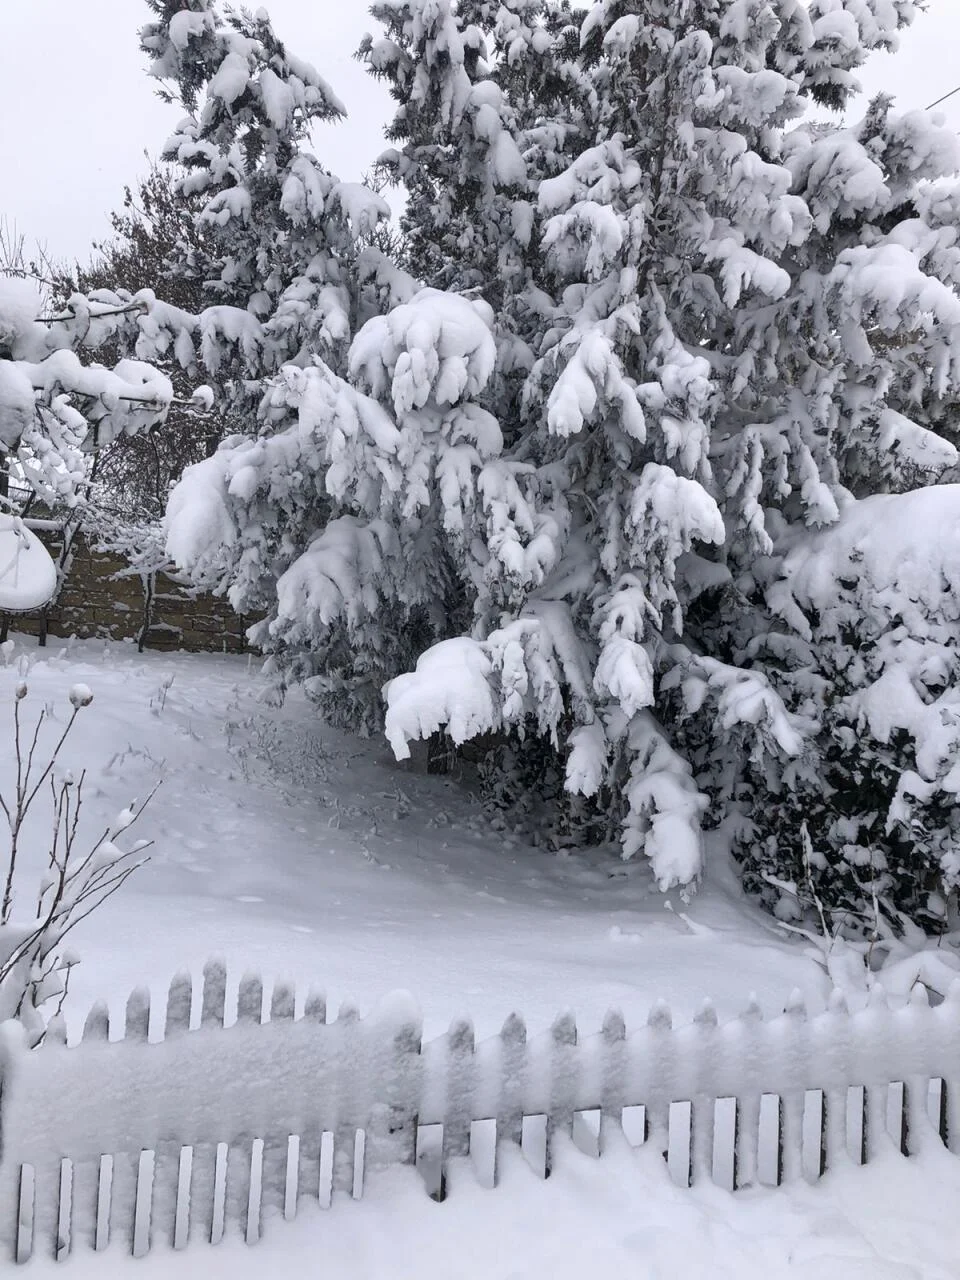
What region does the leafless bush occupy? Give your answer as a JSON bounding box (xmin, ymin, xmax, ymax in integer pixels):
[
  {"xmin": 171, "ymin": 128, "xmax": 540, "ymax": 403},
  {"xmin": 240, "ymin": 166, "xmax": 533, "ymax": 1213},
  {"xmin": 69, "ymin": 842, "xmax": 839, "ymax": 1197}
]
[{"xmin": 0, "ymin": 680, "xmax": 154, "ymax": 1042}]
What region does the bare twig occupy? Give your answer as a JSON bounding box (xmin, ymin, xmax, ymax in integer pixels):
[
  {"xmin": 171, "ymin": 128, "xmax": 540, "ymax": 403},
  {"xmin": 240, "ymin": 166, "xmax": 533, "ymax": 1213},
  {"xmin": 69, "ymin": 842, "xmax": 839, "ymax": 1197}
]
[{"xmin": 0, "ymin": 684, "xmax": 153, "ymax": 1022}]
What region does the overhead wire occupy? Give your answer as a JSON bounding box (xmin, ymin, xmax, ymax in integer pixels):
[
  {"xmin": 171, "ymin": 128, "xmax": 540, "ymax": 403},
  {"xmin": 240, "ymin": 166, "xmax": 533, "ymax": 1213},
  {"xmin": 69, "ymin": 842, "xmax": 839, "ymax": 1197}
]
[{"xmin": 926, "ymin": 84, "xmax": 960, "ymax": 110}]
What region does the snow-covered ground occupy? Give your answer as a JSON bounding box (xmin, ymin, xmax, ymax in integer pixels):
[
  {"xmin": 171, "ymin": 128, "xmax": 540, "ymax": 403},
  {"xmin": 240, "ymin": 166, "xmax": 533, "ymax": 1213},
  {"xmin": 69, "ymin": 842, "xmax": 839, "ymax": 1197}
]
[
  {"xmin": 3, "ymin": 634, "xmax": 959, "ymax": 1277},
  {"xmin": 0, "ymin": 634, "xmax": 829, "ymax": 1038}
]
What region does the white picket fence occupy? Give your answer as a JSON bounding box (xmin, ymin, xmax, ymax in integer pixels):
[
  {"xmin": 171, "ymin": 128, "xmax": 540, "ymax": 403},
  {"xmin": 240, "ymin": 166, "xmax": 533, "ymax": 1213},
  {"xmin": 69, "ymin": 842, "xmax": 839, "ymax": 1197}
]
[{"xmin": 1, "ymin": 960, "xmax": 959, "ymax": 1264}]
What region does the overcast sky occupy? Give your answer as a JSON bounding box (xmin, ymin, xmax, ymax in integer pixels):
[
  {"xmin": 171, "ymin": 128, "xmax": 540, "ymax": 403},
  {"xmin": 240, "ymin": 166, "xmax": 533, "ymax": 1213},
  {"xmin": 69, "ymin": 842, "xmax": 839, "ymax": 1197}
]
[{"xmin": 2, "ymin": 0, "xmax": 959, "ymax": 266}]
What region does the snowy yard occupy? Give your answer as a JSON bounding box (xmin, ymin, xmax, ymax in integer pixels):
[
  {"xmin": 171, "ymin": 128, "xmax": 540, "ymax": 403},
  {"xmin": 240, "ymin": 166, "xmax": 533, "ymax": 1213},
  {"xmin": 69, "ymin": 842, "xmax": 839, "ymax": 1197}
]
[
  {"xmin": 3, "ymin": 633, "xmax": 959, "ymax": 1278},
  {"xmin": 2, "ymin": 635, "xmax": 826, "ymax": 1039},
  {"xmin": 4, "ymin": 0, "xmax": 960, "ymax": 1272}
]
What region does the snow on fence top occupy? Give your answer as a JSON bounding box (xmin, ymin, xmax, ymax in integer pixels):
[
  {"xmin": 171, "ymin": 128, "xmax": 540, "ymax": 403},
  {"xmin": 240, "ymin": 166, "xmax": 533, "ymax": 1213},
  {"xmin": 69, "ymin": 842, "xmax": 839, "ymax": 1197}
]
[{"xmin": 1, "ymin": 960, "xmax": 960, "ymax": 1261}]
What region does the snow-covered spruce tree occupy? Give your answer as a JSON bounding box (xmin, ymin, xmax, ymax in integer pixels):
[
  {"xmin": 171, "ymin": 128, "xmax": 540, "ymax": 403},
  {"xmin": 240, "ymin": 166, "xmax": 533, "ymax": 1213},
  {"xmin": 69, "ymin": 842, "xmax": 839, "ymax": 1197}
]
[
  {"xmin": 138, "ymin": 0, "xmax": 391, "ymax": 408},
  {"xmin": 360, "ymin": 0, "xmax": 591, "ymax": 433},
  {"xmin": 162, "ymin": 0, "xmax": 960, "ymax": 923},
  {"xmin": 138, "ymin": 0, "xmax": 433, "ymax": 680},
  {"xmin": 361, "ymin": 0, "xmax": 586, "ymax": 300},
  {"xmin": 358, "ymin": 0, "xmax": 596, "ymax": 796},
  {"xmin": 380, "ymin": 0, "xmax": 953, "ymax": 898}
]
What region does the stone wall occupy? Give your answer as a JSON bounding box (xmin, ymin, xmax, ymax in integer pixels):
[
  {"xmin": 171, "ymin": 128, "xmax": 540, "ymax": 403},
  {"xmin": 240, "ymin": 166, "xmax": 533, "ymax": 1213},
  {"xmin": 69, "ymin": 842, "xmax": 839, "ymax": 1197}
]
[{"xmin": 7, "ymin": 532, "xmax": 250, "ymax": 654}]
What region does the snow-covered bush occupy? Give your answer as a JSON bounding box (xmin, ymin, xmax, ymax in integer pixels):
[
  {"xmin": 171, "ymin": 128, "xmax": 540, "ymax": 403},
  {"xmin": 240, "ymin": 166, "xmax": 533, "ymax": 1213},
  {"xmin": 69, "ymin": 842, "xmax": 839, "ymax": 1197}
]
[
  {"xmin": 0, "ymin": 276, "xmax": 173, "ymax": 512},
  {"xmin": 736, "ymin": 487, "xmax": 960, "ymax": 933},
  {"xmin": 0, "ymin": 679, "xmax": 152, "ymax": 1043}
]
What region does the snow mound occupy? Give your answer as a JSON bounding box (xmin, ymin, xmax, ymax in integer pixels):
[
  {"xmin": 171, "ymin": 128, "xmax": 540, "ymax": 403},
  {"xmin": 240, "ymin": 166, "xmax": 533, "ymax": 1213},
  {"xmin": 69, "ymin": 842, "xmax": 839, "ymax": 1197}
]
[{"xmin": 0, "ymin": 518, "xmax": 58, "ymax": 612}]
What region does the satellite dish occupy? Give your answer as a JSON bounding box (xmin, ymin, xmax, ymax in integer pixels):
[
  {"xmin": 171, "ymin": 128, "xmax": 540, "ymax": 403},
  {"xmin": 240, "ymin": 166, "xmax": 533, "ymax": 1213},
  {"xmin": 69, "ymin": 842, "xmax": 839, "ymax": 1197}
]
[{"xmin": 0, "ymin": 515, "xmax": 58, "ymax": 612}]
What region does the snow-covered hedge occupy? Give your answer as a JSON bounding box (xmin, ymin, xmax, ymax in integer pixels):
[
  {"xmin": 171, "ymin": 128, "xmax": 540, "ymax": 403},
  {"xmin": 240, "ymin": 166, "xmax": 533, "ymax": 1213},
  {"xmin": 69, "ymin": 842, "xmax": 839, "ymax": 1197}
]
[{"xmin": 730, "ymin": 488, "xmax": 960, "ymax": 931}]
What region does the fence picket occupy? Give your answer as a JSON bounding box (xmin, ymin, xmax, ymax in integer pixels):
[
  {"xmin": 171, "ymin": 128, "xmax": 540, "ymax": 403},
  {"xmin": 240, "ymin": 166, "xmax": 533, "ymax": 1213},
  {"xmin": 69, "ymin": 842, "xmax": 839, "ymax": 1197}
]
[
  {"xmin": 944, "ymin": 1077, "xmax": 960, "ymax": 1155},
  {"xmin": 200, "ymin": 960, "xmax": 227, "ymax": 1029},
  {"xmin": 270, "ymin": 979, "xmax": 296, "ymax": 1023},
  {"xmin": 819, "ymin": 990, "xmax": 851, "ymax": 1173},
  {"xmin": 260, "ymin": 980, "xmax": 296, "ymax": 1226},
  {"xmin": 440, "ymin": 1018, "xmax": 475, "ymax": 1190},
  {"xmin": 778, "ymin": 992, "xmax": 808, "ymax": 1184},
  {"xmin": 236, "ymin": 973, "xmax": 263, "ymax": 1024},
  {"xmin": 164, "ymin": 973, "xmax": 192, "ymax": 1038},
  {"xmin": 690, "ymin": 1001, "xmax": 719, "ymax": 1185},
  {"xmin": 643, "ymin": 1001, "xmax": 673, "ymax": 1164},
  {"xmin": 496, "ymin": 1012, "xmax": 527, "ymax": 1184},
  {"xmin": 546, "ymin": 1011, "xmax": 578, "ymax": 1175},
  {"xmin": 42, "ymin": 1016, "xmax": 67, "ymax": 1049},
  {"xmin": 333, "ymin": 1002, "xmax": 361, "ymax": 1198},
  {"xmin": 599, "ymin": 1009, "xmax": 627, "ymax": 1152},
  {"xmin": 901, "ymin": 987, "xmax": 934, "ymax": 1156},
  {"xmin": 733, "ymin": 996, "xmax": 763, "ymax": 1189},
  {"xmin": 942, "ymin": 984, "xmax": 960, "ymax": 1154},
  {"xmin": 304, "ymin": 989, "xmax": 327, "ymax": 1023},
  {"xmin": 299, "ymin": 981, "xmax": 329, "ymax": 1204},
  {"xmin": 81, "ymin": 1001, "xmax": 109, "ymax": 1044},
  {"xmin": 125, "ymin": 988, "xmax": 150, "ymax": 1044}
]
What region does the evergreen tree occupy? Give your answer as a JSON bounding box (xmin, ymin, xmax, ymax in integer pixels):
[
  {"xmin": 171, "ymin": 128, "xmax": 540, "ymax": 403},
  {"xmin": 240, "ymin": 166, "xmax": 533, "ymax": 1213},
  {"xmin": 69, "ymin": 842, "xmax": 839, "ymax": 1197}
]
[
  {"xmin": 162, "ymin": 0, "xmax": 960, "ymax": 928},
  {"xmin": 360, "ymin": 0, "xmax": 590, "ymax": 429},
  {"xmin": 378, "ymin": 0, "xmax": 954, "ymax": 897},
  {"xmin": 137, "ymin": 0, "xmax": 418, "ymax": 636},
  {"xmin": 53, "ymin": 162, "xmax": 224, "ymax": 518}
]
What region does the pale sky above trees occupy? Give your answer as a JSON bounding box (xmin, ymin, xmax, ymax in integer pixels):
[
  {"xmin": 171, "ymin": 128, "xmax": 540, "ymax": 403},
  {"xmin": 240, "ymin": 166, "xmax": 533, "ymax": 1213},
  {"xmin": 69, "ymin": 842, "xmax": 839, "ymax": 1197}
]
[{"xmin": 1, "ymin": 0, "xmax": 958, "ymax": 265}]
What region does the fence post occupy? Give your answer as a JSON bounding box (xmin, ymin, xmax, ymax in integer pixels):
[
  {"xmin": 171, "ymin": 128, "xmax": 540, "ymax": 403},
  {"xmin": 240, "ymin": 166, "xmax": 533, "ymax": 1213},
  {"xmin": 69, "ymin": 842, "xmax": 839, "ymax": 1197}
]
[
  {"xmin": 496, "ymin": 1013, "xmax": 527, "ymax": 1186},
  {"xmin": 440, "ymin": 1017, "xmax": 475, "ymax": 1192},
  {"xmin": 733, "ymin": 995, "xmax": 763, "ymax": 1189},
  {"xmin": 363, "ymin": 1000, "xmax": 422, "ymax": 1183},
  {"xmin": 778, "ymin": 990, "xmax": 808, "ymax": 1184},
  {"xmin": 259, "ymin": 980, "xmax": 297, "ymax": 1231},
  {"xmin": 546, "ymin": 1011, "xmax": 578, "ymax": 1175},
  {"xmin": 599, "ymin": 1009, "xmax": 626, "ymax": 1152},
  {"xmin": 688, "ymin": 1000, "xmax": 721, "ymax": 1185}
]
